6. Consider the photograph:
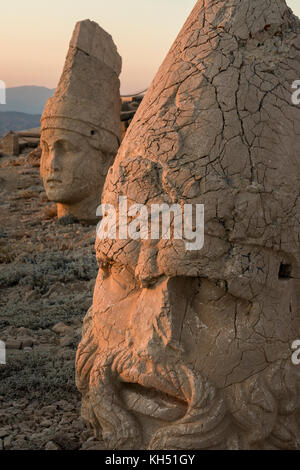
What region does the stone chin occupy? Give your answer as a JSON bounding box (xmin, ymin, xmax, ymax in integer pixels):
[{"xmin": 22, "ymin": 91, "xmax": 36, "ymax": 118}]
[
  {"xmin": 43, "ymin": 186, "xmax": 66, "ymax": 204},
  {"xmin": 44, "ymin": 185, "xmax": 85, "ymax": 205}
]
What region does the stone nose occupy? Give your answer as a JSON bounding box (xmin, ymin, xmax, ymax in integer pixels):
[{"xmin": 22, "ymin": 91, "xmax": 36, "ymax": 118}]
[
  {"xmin": 135, "ymin": 240, "xmax": 161, "ymax": 287},
  {"xmin": 129, "ymin": 275, "xmax": 198, "ymax": 357},
  {"xmin": 49, "ymin": 148, "xmax": 61, "ymax": 172}
]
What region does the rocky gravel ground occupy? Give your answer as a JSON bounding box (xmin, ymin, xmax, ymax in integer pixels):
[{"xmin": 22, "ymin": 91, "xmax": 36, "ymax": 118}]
[{"xmin": 0, "ymin": 149, "xmax": 105, "ymax": 450}]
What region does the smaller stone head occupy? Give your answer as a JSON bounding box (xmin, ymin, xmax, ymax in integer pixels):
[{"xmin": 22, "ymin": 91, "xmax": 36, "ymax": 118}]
[{"xmin": 40, "ymin": 20, "xmax": 122, "ymax": 223}]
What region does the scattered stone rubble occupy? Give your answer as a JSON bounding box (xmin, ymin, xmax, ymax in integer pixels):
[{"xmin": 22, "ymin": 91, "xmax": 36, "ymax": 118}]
[{"xmin": 0, "ymin": 147, "xmax": 105, "ymax": 450}]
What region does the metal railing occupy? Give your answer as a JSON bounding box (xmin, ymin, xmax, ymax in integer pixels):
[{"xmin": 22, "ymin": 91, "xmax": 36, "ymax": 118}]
[{"xmin": 121, "ymin": 88, "xmax": 148, "ymax": 98}]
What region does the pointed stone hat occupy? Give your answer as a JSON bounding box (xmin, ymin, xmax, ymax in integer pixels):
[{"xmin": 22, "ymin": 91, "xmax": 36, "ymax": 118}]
[
  {"xmin": 98, "ymin": 0, "xmax": 300, "ymax": 283},
  {"xmin": 41, "ymin": 19, "xmax": 122, "ymax": 155}
]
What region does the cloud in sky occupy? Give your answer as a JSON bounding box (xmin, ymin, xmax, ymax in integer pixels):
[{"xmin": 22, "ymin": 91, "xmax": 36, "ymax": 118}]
[{"xmin": 0, "ymin": 0, "xmax": 299, "ymax": 94}]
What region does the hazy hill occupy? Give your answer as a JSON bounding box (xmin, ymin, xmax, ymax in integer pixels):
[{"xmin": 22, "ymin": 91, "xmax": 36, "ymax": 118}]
[
  {"xmin": 0, "ymin": 111, "xmax": 41, "ymax": 138},
  {"xmin": 0, "ymin": 86, "xmax": 54, "ymax": 115}
]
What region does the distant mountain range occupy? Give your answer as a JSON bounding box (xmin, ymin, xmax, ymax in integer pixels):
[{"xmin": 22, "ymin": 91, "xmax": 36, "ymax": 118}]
[
  {"xmin": 0, "ymin": 86, "xmax": 54, "ymax": 138},
  {"xmin": 0, "ymin": 86, "xmax": 54, "ymax": 115},
  {"xmin": 0, "ymin": 112, "xmax": 42, "ymax": 138}
]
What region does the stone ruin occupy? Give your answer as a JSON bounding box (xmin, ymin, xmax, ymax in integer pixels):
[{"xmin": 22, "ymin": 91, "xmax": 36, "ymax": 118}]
[
  {"xmin": 40, "ymin": 20, "xmax": 122, "ymax": 224},
  {"xmin": 0, "ymin": 131, "xmax": 19, "ymax": 156},
  {"xmin": 76, "ymin": 0, "xmax": 300, "ymax": 450},
  {"xmin": 0, "ymin": 129, "xmax": 41, "ymax": 157}
]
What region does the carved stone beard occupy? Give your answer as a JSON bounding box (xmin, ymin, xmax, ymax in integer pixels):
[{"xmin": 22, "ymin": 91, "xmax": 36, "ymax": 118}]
[{"xmin": 76, "ymin": 304, "xmax": 300, "ymax": 450}]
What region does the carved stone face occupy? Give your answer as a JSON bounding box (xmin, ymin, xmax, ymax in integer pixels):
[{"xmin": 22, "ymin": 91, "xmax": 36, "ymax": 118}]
[
  {"xmin": 77, "ymin": 150, "xmax": 300, "ymax": 449},
  {"xmin": 76, "ymin": 0, "xmax": 300, "ymax": 450},
  {"xmin": 40, "ymin": 129, "xmax": 102, "ymax": 205},
  {"xmin": 93, "ymin": 245, "xmax": 299, "ymax": 390},
  {"xmin": 39, "ymin": 19, "xmax": 121, "ymax": 223},
  {"xmin": 83, "ymin": 160, "xmax": 300, "ymax": 449}
]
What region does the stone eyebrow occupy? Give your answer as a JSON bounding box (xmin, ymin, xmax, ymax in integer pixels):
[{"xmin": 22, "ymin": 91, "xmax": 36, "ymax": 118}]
[{"xmin": 53, "ymin": 138, "xmax": 76, "ymax": 148}]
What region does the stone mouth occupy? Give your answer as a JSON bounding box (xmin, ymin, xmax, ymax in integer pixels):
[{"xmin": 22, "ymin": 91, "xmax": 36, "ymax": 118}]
[
  {"xmin": 120, "ymin": 382, "xmax": 187, "ymax": 422},
  {"xmin": 46, "ymin": 178, "xmax": 62, "ymax": 184}
]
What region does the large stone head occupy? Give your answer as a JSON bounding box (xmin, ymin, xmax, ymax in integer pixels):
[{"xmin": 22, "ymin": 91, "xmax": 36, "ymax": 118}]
[
  {"xmin": 40, "ymin": 20, "xmax": 122, "ymax": 223},
  {"xmin": 76, "ymin": 1, "xmax": 300, "ymax": 449}
]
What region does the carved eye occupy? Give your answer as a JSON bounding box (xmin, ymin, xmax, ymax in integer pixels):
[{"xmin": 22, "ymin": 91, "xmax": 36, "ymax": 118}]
[
  {"xmin": 90, "ymin": 130, "xmax": 95, "ymax": 136},
  {"xmin": 278, "ymin": 263, "xmax": 292, "ymax": 280},
  {"xmin": 56, "ymin": 140, "xmax": 74, "ymax": 153}
]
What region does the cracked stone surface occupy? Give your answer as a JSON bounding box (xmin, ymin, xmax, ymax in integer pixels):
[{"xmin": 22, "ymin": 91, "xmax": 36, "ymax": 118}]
[
  {"xmin": 40, "ymin": 20, "xmax": 122, "ymax": 223},
  {"xmin": 76, "ymin": 0, "xmax": 300, "ymax": 449}
]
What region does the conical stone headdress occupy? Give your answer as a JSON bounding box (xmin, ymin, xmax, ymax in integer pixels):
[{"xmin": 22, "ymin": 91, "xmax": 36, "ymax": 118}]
[
  {"xmin": 100, "ymin": 0, "xmax": 300, "ymax": 261},
  {"xmin": 41, "ymin": 19, "xmax": 122, "ymax": 155}
]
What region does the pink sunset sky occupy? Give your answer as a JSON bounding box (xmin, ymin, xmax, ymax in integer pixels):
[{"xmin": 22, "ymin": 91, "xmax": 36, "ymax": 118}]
[{"xmin": 1, "ymin": 0, "xmax": 300, "ymax": 95}]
